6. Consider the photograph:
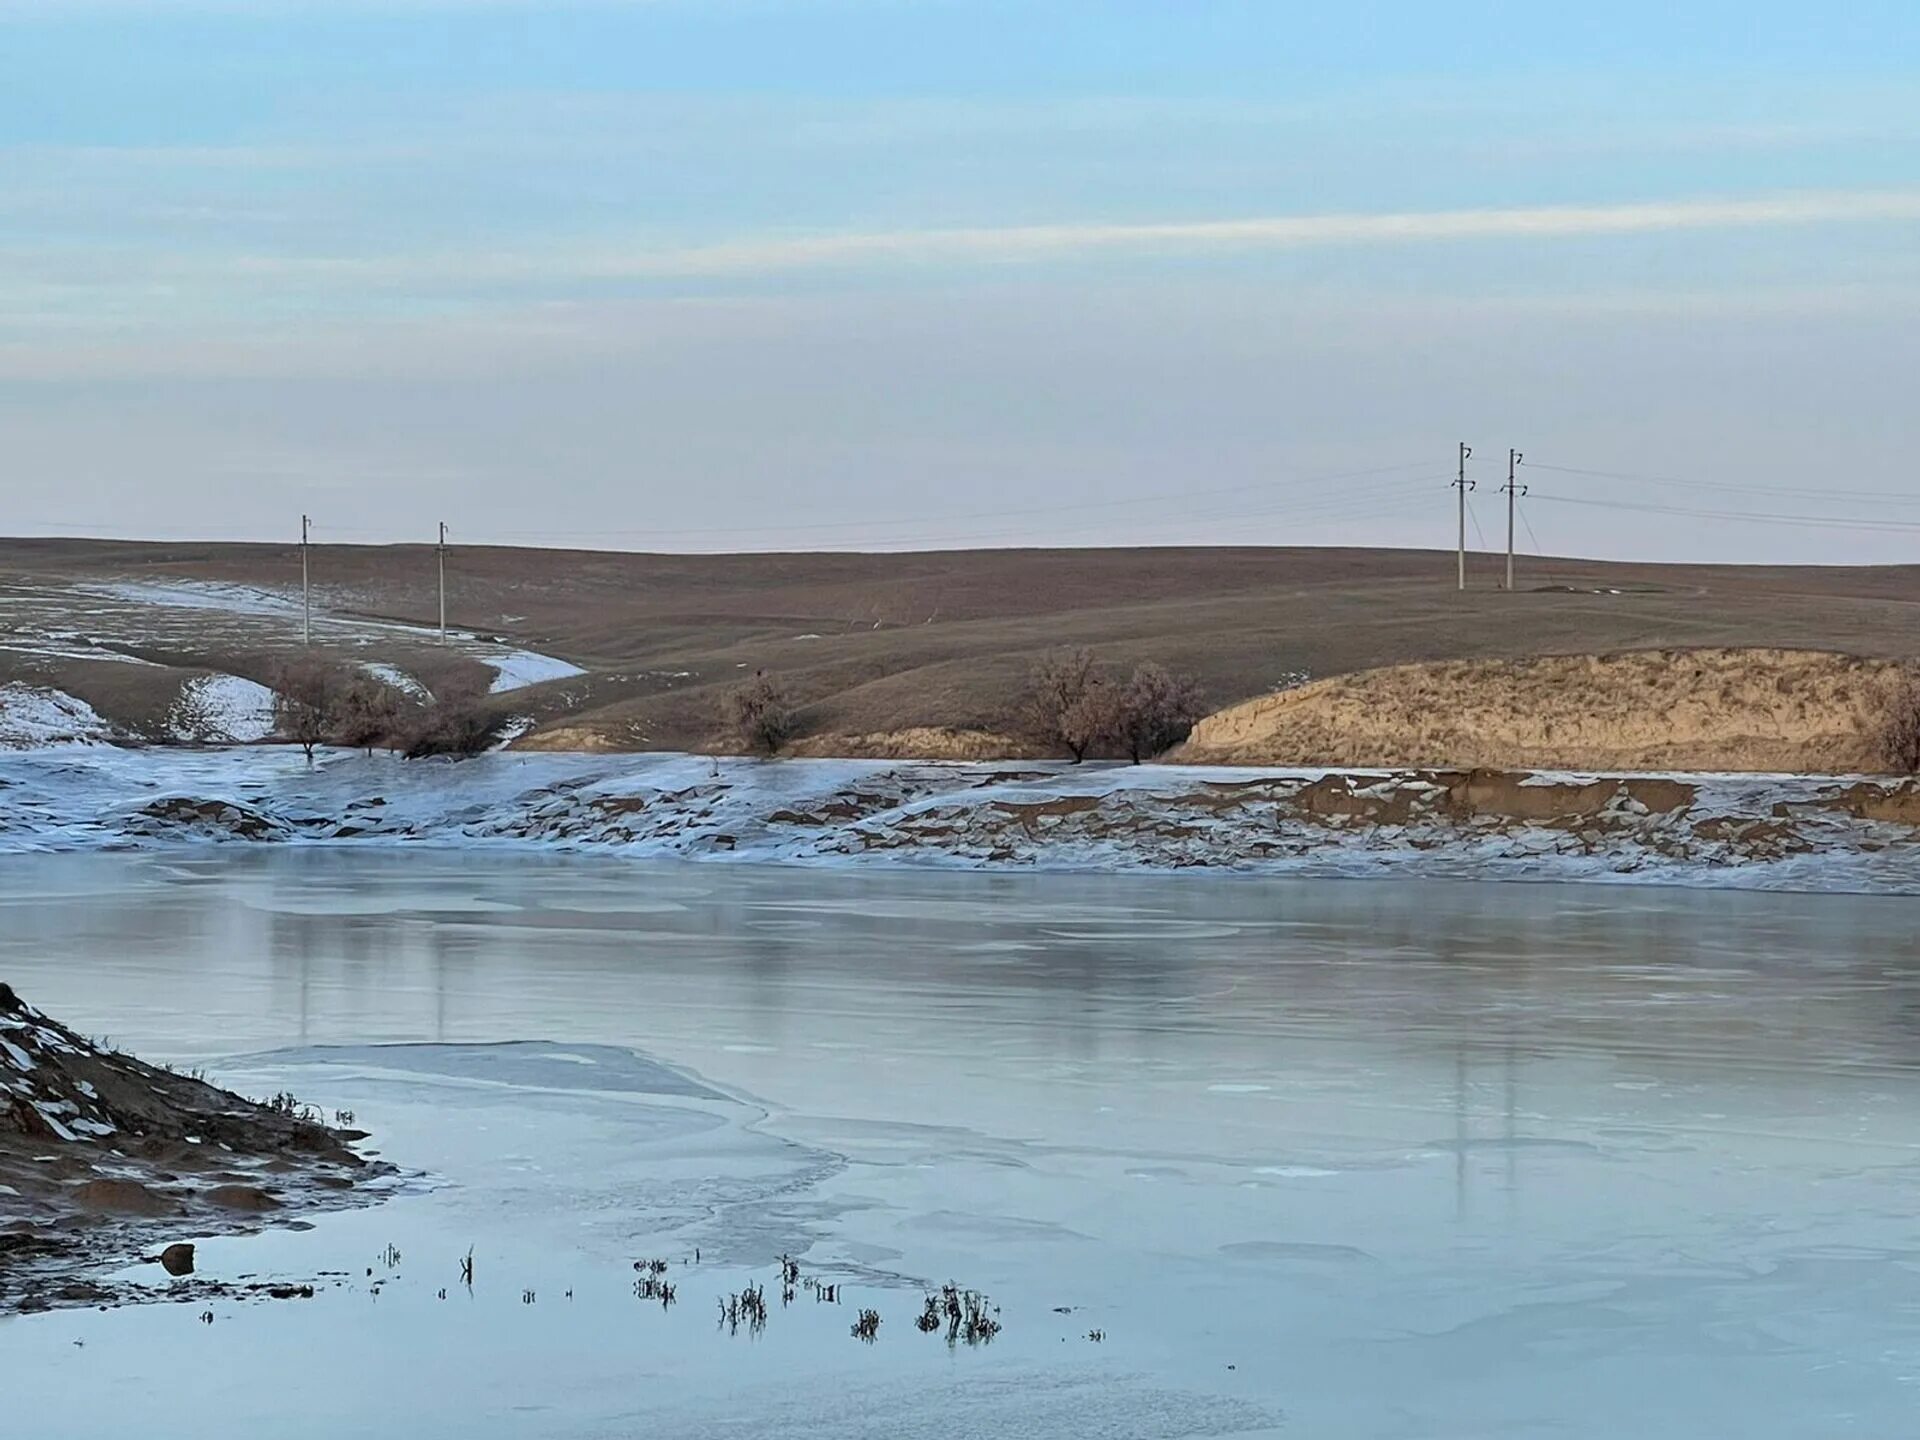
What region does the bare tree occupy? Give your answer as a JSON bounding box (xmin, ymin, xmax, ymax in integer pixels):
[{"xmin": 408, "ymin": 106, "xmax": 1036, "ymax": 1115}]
[
  {"xmin": 727, "ymin": 671, "xmax": 796, "ymax": 755},
  {"xmin": 1021, "ymin": 648, "xmax": 1115, "ymax": 762},
  {"xmin": 333, "ymin": 675, "xmax": 408, "ymax": 756},
  {"xmin": 1113, "ymin": 663, "xmax": 1206, "ymax": 764},
  {"xmin": 1875, "ymin": 671, "xmax": 1920, "ymax": 774},
  {"xmin": 272, "ymin": 657, "xmax": 350, "ymax": 763}
]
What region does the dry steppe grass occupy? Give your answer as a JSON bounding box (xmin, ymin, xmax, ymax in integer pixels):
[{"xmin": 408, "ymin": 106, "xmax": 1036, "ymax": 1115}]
[
  {"xmin": 3, "ymin": 539, "xmax": 1918, "ymax": 769},
  {"xmin": 1178, "ymin": 649, "xmax": 1910, "ymax": 773}
]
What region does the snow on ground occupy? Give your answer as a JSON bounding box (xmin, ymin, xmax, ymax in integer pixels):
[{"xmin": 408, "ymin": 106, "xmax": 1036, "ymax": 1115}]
[
  {"xmin": 0, "ymin": 639, "xmax": 158, "ymax": 667},
  {"xmin": 169, "ymin": 674, "xmax": 277, "ymax": 744},
  {"xmin": 485, "ymin": 650, "xmax": 586, "ymax": 693},
  {"xmin": 0, "ymin": 578, "xmax": 169, "ymax": 667},
  {"xmin": 490, "ymin": 716, "xmax": 536, "ymax": 749},
  {"xmin": 46, "ymin": 578, "xmax": 585, "ymax": 693},
  {"xmin": 80, "ymin": 579, "xmax": 299, "ymax": 617},
  {"xmin": 0, "ymin": 748, "xmax": 1916, "ymax": 894},
  {"xmin": 0, "ymin": 685, "xmax": 114, "ymax": 748},
  {"xmin": 361, "ymin": 662, "xmax": 429, "ymax": 700}
]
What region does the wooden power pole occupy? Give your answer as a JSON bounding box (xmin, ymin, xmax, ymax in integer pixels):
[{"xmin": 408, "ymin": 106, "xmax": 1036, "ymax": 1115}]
[
  {"xmin": 1452, "ymin": 443, "xmax": 1474, "ymax": 590},
  {"xmin": 1503, "ymin": 449, "xmax": 1526, "ymax": 591},
  {"xmin": 300, "ymin": 513, "xmax": 312, "ymax": 646}
]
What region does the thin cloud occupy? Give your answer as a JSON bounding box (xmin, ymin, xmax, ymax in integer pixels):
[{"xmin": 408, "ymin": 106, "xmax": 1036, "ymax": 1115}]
[{"xmin": 224, "ymin": 189, "xmax": 1920, "ymax": 287}]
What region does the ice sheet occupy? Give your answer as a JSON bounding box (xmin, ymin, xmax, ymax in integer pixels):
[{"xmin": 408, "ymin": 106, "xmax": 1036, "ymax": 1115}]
[{"xmin": 4, "ymin": 852, "xmax": 1920, "ymax": 1437}]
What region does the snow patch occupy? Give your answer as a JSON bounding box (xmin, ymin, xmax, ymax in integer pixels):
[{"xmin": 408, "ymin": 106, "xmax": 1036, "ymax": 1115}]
[
  {"xmin": 363, "ymin": 663, "xmax": 429, "ymax": 701},
  {"xmin": 171, "ymin": 674, "xmax": 277, "ymax": 744},
  {"xmin": 0, "ymin": 684, "xmax": 113, "ymax": 748},
  {"xmin": 490, "ymin": 716, "xmax": 536, "ymax": 751},
  {"xmin": 485, "ymin": 650, "xmax": 586, "ymax": 693},
  {"xmin": 82, "ymin": 579, "xmax": 298, "ymax": 617}
]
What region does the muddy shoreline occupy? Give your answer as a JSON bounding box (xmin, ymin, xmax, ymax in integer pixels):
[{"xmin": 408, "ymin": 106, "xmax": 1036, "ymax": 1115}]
[{"xmin": 0, "ymin": 984, "xmax": 395, "ymax": 1315}]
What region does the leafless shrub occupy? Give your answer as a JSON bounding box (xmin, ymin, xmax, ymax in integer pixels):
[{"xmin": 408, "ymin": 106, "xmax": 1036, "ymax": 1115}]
[
  {"xmin": 272, "ymin": 656, "xmax": 352, "ymax": 762},
  {"xmin": 334, "ymin": 675, "xmax": 408, "ymax": 755},
  {"xmin": 1021, "ymin": 647, "xmax": 1117, "ymax": 763},
  {"xmin": 429, "ymin": 667, "xmax": 492, "ymax": 706},
  {"xmin": 727, "ymin": 671, "xmax": 797, "ymax": 755},
  {"xmin": 400, "ymin": 700, "xmax": 503, "ymax": 759},
  {"xmin": 1113, "ymin": 663, "xmax": 1206, "ymax": 764},
  {"xmin": 1875, "ymin": 671, "xmax": 1920, "ymax": 774}
]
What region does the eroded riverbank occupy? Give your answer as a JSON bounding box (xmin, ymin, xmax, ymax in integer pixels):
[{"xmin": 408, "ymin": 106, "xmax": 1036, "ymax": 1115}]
[
  {"xmin": 0, "ymin": 984, "xmax": 394, "ymax": 1314},
  {"xmin": 2, "ymin": 746, "xmax": 1919, "ymax": 892}
]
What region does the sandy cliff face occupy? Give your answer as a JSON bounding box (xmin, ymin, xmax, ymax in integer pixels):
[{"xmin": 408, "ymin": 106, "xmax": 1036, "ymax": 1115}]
[{"xmin": 1176, "ymin": 648, "xmax": 1908, "ymax": 773}]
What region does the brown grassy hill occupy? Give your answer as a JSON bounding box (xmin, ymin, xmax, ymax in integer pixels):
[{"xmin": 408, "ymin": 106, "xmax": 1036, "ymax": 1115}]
[
  {"xmin": 3, "ymin": 540, "xmax": 1919, "ymax": 762},
  {"xmin": 1176, "ymin": 648, "xmax": 1910, "ymax": 774}
]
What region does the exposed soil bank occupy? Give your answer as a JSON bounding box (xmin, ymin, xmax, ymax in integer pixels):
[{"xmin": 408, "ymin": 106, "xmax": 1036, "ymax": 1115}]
[
  {"xmin": 0, "ymin": 984, "xmax": 393, "ymax": 1314},
  {"xmin": 3, "ymin": 748, "xmax": 1918, "ymax": 893}
]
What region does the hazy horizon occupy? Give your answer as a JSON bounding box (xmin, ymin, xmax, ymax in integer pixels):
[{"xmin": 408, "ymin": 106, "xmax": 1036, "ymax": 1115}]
[
  {"xmin": 4, "ymin": 3, "xmax": 1917, "ymax": 564},
  {"xmin": 6, "ymin": 533, "xmax": 1920, "ymax": 574}
]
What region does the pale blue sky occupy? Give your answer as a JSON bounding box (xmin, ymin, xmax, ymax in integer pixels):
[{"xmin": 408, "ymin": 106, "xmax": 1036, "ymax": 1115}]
[{"xmin": 3, "ymin": 2, "xmax": 1918, "ymax": 559}]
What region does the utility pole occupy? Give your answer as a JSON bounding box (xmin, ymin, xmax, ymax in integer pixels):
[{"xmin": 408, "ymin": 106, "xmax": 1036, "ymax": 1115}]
[
  {"xmin": 437, "ymin": 521, "xmax": 448, "ymax": 645},
  {"xmin": 1452, "ymin": 443, "xmax": 1474, "ymax": 590},
  {"xmin": 301, "ymin": 513, "xmax": 312, "ymax": 647},
  {"xmin": 1502, "ymin": 449, "xmax": 1527, "ymax": 591}
]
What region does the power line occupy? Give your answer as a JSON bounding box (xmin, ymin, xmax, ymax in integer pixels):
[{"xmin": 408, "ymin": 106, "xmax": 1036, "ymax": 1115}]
[
  {"xmin": 446, "ymin": 473, "xmax": 1449, "ymax": 553},
  {"xmin": 1514, "ymin": 494, "xmax": 1558, "ymax": 589},
  {"xmin": 1516, "ymin": 497, "xmax": 1546, "ymax": 558},
  {"xmin": 1526, "ymin": 460, "xmax": 1920, "ymax": 507},
  {"xmin": 1464, "ymin": 493, "xmax": 1490, "ymax": 552},
  {"xmin": 455, "ymin": 457, "xmax": 1444, "ymax": 542},
  {"xmin": 1526, "ymin": 490, "xmax": 1920, "ymax": 535}
]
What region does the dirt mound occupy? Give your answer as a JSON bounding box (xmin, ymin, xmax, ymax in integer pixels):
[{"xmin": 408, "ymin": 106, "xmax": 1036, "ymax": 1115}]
[
  {"xmin": 1176, "ymin": 648, "xmax": 1908, "ymax": 774},
  {"xmin": 0, "ymin": 984, "xmax": 392, "ymax": 1313}
]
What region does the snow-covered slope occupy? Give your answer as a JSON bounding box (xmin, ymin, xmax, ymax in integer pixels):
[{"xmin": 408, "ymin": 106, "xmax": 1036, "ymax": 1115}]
[
  {"xmin": 0, "ymin": 685, "xmax": 114, "ymax": 747},
  {"xmin": 62, "ymin": 579, "xmax": 582, "ymax": 694},
  {"xmin": 1, "ymin": 749, "xmax": 1917, "ymax": 894},
  {"xmin": 168, "ymin": 674, "xmax": 277, "ymax": 743},
  {"xmin": 485, "ymin": 651, "xmax": 585, "ymax": 693}
]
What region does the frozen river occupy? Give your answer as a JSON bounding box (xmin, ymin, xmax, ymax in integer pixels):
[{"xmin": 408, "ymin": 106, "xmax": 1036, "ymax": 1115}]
[{"xmin": 5, "ymin": 850, "xmax": 1920, "ymax": 1437}]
